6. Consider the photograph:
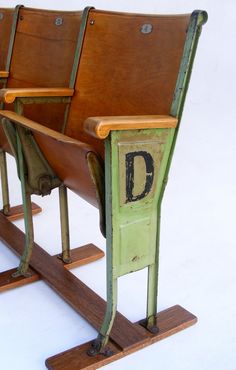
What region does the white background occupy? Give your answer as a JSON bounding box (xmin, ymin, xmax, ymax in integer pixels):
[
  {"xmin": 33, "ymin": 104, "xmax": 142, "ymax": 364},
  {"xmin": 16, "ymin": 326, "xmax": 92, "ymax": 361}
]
[{"xmin": 0, "ymin": 0, "xmax": 235, "ymax": 369}]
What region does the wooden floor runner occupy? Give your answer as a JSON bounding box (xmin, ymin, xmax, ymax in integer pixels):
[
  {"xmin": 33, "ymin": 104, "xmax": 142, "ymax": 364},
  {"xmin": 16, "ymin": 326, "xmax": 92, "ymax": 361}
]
[{"xmin": 0, "ymin": 212, "xmax": 146, "ymax": 350}]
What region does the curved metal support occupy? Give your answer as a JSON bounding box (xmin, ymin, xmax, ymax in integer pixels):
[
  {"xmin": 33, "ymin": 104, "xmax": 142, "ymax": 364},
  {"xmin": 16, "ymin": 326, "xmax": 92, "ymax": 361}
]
[
  {"xmin": 0, "ymin": 150, "xmax": 10, "ymax": 216},
  {"xmin": 12, "ymin": 130, "xmax": 34, "ymax": 277},
  {"xmin": 88, "ymin": 274, "xmax": 117, "ymax": 356},
  {"xmin": 145, "ymin": 209, "xmax": 161, "ymax": 333},
  {"xmin": 58, "ymin": 185, "xmax": 71, "ymax": 264}
]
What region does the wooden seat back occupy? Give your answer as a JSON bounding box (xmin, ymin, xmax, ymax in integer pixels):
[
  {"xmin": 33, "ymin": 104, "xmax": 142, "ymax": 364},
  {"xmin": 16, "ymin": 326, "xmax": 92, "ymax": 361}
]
[
  {"xmin": 65, "ymin": 9, "xmax": 190, "ymax": 156},
  {"xmin": 6, "ymin": 6, "xmax": 82, "ymax": 131},
  {"xmin": 0, "ymin": 7, "xmax": 82, "ymax": 153},
  {"xmin": 32, "ymin": 9, "xmax": 192, "ymax": 219}
]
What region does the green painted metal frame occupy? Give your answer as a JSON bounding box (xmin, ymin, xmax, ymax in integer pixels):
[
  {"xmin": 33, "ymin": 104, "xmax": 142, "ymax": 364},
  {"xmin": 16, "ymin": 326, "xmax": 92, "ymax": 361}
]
[{"xmin": 89, "ymin": 9, "xmax": 208, "ymax": 355}]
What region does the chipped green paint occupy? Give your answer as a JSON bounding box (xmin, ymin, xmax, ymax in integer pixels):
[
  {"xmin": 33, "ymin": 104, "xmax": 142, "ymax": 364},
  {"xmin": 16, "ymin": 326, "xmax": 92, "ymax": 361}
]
[
  {"xmin": 18, "ymin": 96, "xmax": 71, "ymax": 105},
  {"xmin": 59, "ymin": 185, "xmax": 71, "ymax": 264},
  {"xmin": 0, "ymin": 150, "xmax": 10, "ymax": 215},
  {"xmin": 110, "ymin": 129, "xmax": 174, "ymax": 277},
  {"xmin": 5, "ymin": 5, "xmax": 22, "ymax": 72},
  {"xmin": 12, "ymin": 127, "xmax": 34, "ymax": 276},
  {"xmin": 160, "ymin": 10, "xmax": 208, "ymax": 205},
  {"xmin": 90, "ymin": 128, "xmax": 174, "ymax": 352},
  {"xmin": 69, "ymin": 6, "xmax": 94, "ymax": 89}
]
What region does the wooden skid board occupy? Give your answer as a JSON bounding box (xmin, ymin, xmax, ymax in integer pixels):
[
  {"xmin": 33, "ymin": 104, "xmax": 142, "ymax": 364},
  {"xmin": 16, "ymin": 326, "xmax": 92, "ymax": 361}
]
[
  {"xmin": 0, "ymin": 213, "xmax": 145, "ymax": 350},
  {"xmin": 0, "ymin": 202, "xmax": 42, "ymax": 221},
  {"xmin": 46, "ymin": 305, "xmax": 197, "ymax": 370},
  {"xmin": 58, "ymin": 244, "xmax": 105, "ymax": 269},
  {"xmin": 0, "ymin": 267, "xmax": 40, "ymax": 292},
  {"xmin": 0, "ymin": 244, "xmax": 104, "ymax": 293}
]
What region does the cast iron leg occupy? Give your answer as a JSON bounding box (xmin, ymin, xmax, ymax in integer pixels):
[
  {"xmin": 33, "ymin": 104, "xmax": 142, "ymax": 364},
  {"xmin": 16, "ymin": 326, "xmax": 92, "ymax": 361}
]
[
  {"xmin": 145, "ymin": 263, "xmax": 159, "ymax": 333},
  {"xmin": 88, "ymin": 272, "xmax": 117, "ymax": 357},
  {"xmin": 12, "ymin": 131, "xmax": 34, "ymax": 277},
  {"xmin": 12, "ymin": 190, "xmax": 34, "ymax": 277},
  {"xmin": 0, "ymin": 150, "xmax": 10, "ymax": 216},
  {"xmin": 145, "ymin": 211, "xmax": 161, "ymax": 333},
  {"xmin": 58, "ymin": 185, "xmax": 71, "ymax": 263}
]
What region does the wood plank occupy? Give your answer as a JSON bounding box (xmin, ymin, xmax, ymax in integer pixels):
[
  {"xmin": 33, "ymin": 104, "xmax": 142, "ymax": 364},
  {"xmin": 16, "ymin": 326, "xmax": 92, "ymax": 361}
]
[
  {"xmin": 55, "ymin": 244, "xmax": 105, "ymax": 270},
  {"xmin": 0, "ymin": 267, "xmax": 39, "ymax": 292},
  {"xmin": 0, "ymin": 213, "xmax": 145, "ymax": 350},
  {"xmin": 45, "ymin": 305, "xmax": 197, "ymax": 370},
  {"xmin": 0, "ymin": 71, "xmax": 9, "ymax": 78},
  {"xmin": 0, "ymin": 244, "xmax": 104, "ymax": 292},
  {"xmin": 0, "ymin": 202, "xmax": 42, "ymax": 221},
  {"xmin": 0, "ymin": 87, "xmax": 74, "ymax": 104}
]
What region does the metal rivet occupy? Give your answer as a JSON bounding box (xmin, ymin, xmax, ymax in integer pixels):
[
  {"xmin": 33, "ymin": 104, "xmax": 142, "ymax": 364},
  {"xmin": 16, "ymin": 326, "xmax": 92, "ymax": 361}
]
[
  {"xmin": 90, "ymin": 19, "xmax": 95, "ymax": 25},
  {"xmin": 0, "ymin": 13, "xmax": 4, "ymax": 21},
  {"xmin": 20, "ymin": 15, "xmax": 24, "ymax": 21},
  {"xmin": 141, "ymin": 24, "xmax": 153, "ymax": 34},
  {"xmin": 55, "ymin": 17, "xmax": 63, "ymax": 26}
]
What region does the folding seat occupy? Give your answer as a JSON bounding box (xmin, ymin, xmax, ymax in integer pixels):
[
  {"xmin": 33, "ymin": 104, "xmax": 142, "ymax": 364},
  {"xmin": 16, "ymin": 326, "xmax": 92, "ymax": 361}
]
[
  {"xmin": 0, "ymin": 6, "xmax": 82, "ymax": 229},
  {"xmin": 0, "ymin": 7, "xmax": 207, "ymax": 355}
]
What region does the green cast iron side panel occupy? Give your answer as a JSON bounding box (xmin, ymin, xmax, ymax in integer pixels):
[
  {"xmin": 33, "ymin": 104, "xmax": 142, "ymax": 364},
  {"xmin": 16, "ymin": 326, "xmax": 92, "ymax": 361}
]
[
  {"xmin": 108, "ymin": 128, "xmax": 175, "ymax": 277},
  {"xmin": 118, "ymin": 132, "xmax": 169, "ymax": 207},
  {"xmin": 119, "ymin": 212, "xmax": 156, "ymax": 273}
]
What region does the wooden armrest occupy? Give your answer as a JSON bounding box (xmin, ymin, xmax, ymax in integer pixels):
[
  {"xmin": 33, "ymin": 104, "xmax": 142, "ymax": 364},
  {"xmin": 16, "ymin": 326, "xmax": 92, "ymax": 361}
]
[
  {"xmin": 84, "ymin": 115, "xmax": 178, "ymax": 139},
  {"xmin": 0, "ymin": 110, "xmax": 80, "ymax": 146},
  {"xmin": 0, "ymin": 71, "xmax": 9, "ymax": 78},
  {"xmin": 0, "ymin": 87, "xmax": 74, "ymax": 104}
]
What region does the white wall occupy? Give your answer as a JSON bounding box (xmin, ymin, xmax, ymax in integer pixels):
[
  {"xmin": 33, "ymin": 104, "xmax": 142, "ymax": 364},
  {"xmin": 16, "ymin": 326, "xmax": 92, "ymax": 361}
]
[{"xmin": 0, "ymin": 1, "xmax": 235, "ymax": 370}]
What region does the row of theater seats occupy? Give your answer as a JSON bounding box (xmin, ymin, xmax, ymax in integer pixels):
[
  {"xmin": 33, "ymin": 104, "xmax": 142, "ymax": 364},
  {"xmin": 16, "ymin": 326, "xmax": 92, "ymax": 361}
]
[{"xmin": 0, "ymin": 5, "xmax": 207, "ymax": 356}]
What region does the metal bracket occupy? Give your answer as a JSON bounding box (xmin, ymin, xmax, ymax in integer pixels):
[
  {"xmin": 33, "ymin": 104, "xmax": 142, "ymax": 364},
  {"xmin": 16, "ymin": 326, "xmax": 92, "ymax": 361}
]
[
  {"xmin": 2, "ymin": 118, "xmax": 61, "ymax": 196},
  {"xmin": 55, "ymin": 17, "xmax": 63, "ymax": 26},
  {"xmin": 141, "ymin": 24, "xmax": 153, "ymax": 34}
]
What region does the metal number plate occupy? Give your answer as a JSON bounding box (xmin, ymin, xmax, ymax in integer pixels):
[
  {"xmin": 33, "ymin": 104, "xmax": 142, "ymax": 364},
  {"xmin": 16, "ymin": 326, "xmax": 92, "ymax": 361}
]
[
  {"xmin": 55, "ymin": 17, "xmax": 63, "ymax": 26},
  {"xmin": 141, "ymin": 24, "xmax": 153, "ymax": 34}
]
